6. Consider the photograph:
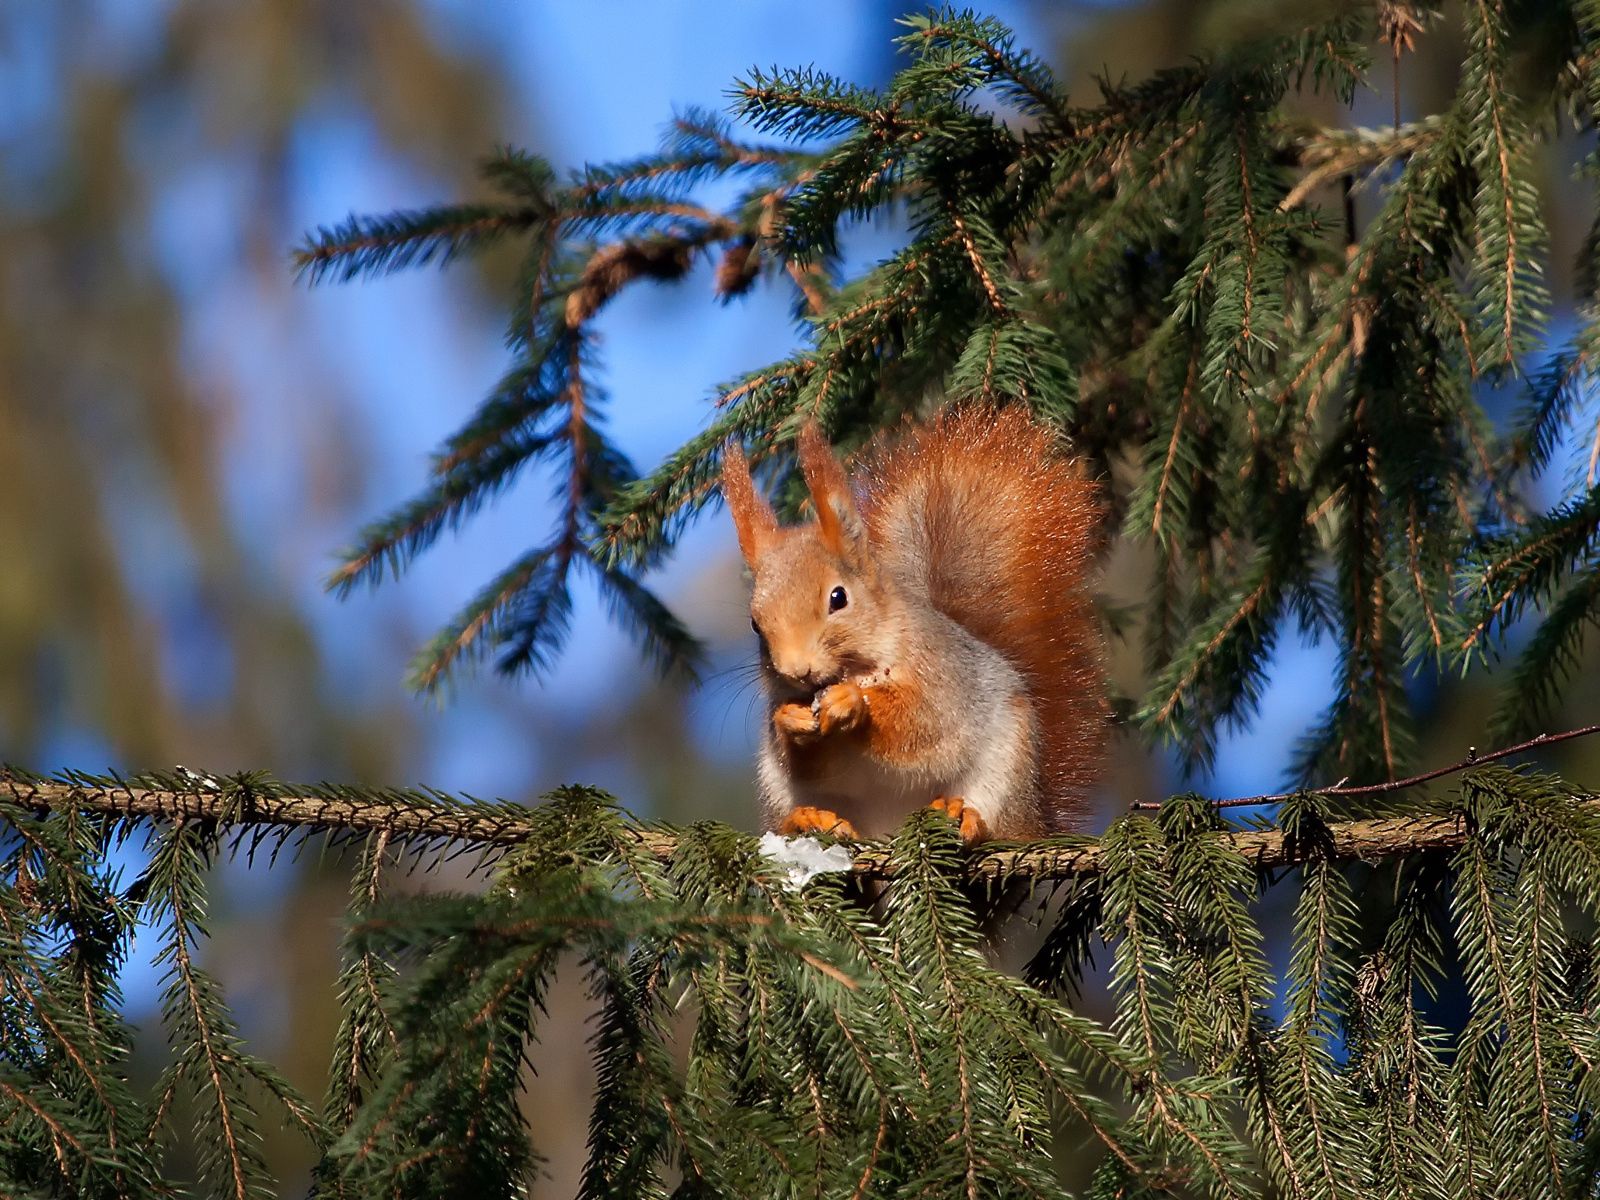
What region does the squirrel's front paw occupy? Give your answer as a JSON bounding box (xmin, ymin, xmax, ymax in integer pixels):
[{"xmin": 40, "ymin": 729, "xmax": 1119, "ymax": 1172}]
[
  {"xmin": 773, "ymin": 702, "xmax": 821, "ymax": 745},
  {"xmin": 930, "ymin": 796, "xmax": 989, "ymax": 844},
  {"xmin": 815, "ymin": 680, "xmax": 867, "ymax": 736},
  {"xmin": 782, "ymin": 806, "xmax": 859, "ymax": 839}
]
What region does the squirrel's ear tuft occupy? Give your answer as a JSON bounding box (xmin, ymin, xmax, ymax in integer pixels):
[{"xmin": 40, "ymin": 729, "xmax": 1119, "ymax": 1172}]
[
  {"xmin": 722, "ymin": 440, "xmax": 778, "ymax": 563},
  {"xmin": 797, "ymin": 423, "xmax": 866, "ymax": 562}
]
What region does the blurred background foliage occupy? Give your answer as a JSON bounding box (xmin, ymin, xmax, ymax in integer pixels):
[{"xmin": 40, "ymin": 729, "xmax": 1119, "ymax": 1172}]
[{"xmin": 5, "ymin": 1, "xmax": 1600, "ymax": 1193}]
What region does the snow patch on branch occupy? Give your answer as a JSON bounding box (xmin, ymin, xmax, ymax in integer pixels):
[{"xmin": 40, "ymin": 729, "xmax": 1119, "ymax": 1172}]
[{"xmin": 758, "ymin": 831, "xmax": 854, "ymax": 890}]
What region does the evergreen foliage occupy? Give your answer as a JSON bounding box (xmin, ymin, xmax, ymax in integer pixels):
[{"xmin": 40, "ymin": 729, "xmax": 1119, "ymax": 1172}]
[
  {"xmin": 12, "ymin": 5, "xmax": 1600, "ymax": 1197},
  {"xmin": 6, "ymin": 766, "xmax": 1600, "ymax": 1196}
]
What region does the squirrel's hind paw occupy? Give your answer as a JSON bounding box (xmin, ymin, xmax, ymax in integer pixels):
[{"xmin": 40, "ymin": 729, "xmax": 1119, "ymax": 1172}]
[
  {"xmin": 930, "ymin": 796, "xmax": 989, "ymax": 843},
  {"xmin": 781, "ymin": 807, "xmax": 859, "ymax": 840}
]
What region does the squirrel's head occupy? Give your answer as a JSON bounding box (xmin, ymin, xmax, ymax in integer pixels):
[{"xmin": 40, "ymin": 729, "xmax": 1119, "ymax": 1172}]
[{"xmin": 722, "ymin": 424, "xmax": 895, "ymax": 698}]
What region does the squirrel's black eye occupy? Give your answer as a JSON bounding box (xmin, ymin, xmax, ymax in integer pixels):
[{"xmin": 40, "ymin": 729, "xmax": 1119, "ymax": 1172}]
[
  {"xmin": 828, "ymin": 586, "xmax": 848, "ymax": 613},
  {"xmin": 751, "ymin": 617, "xmax": 760, "ymax": 634}
]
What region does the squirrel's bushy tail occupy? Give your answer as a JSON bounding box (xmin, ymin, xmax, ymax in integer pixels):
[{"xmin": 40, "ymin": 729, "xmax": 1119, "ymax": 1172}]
[{"xmin": 860, "ymin": 406, "xmax": 1107, "ymax": 828}]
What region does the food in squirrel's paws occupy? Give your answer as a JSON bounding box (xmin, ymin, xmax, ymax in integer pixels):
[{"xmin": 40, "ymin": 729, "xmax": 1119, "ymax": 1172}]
[{"xmin": 723, "ymin": 405, "xmax": 1108, "ymax": 843}]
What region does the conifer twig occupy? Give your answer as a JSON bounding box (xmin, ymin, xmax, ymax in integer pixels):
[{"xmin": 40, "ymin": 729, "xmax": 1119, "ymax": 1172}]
[{"xmin": 1131, "ymin": 722, "xmax": 1600, "ymax": 812}]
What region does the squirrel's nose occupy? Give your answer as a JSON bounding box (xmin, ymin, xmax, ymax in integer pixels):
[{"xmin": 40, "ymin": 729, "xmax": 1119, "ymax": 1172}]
[
  {"xmin": 778, "ymin": 666, "xmax": 815, "ymax": 689},
  {"xmin": 772, "ymin": 656, "xmax": 819, "ymax": 690}
]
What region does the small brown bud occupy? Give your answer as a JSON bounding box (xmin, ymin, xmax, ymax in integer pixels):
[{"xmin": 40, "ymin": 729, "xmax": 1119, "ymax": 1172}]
[
  {"xmin": 714, "ymin": 236, "xmax": 761, "ymax": 300},
  {"xmin": 565, "ymin": 239, "xmax": 694, "ymax": 326},
  {"xmin": 15, "ymin": 858, "xmax": 38, "ymax": 911}
]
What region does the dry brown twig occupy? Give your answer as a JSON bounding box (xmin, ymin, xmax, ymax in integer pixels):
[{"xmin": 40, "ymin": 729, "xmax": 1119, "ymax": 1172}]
[{"xmin": 1131, "ymin": 721, "xmax": 1600, "ymax": 813}]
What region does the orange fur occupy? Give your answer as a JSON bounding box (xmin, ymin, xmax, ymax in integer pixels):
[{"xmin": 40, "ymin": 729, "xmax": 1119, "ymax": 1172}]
[
  {"xmin": 860, "ymin": 677, "xmax": 932, "ymax": 765},
  {"xmin": 859, "ymin": 406, "xmax": 1108, "ymax": 828},
  {"xmin": 782, "ymin": 806, "xmax": 858, "ymax": 839},
  {"xmin": 816, "ymin": 680, "xmax": 867, "ymax": 736},
  {"xmin": 930, "ymin": 796, "xmax": 989, "ymax": 842},
  {"xmin": 797, "ymin": 422, "xmax": 860, "ymax": 560},
  {"xmin": 778, "ymin": 676, "xmax": 934, "ymax": 780},
  {"xmin": 722, "ymin": 442, "xmax": 778, "ymax": 561},
  {"xmin": 773, "ymin": 702, "xmax": 820, "ymax": 743}
]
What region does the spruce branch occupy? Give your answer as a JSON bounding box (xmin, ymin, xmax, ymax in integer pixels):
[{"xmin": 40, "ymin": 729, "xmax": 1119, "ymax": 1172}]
[
  {"xmin": 731, "ymin": 67, "xmax": 899, "ymax": 141},
  {"xmin": 143, "ymin": 819, "xmax": 324, "ymax": 1199},
  {"xmin": 1279, "ymin": 117, "xmax": 1445, "ymax": 211},
  {"xmin": 294, "ymin": 206, "xmax": 541, "ymax": 283},
  {"xmin": 1491, "ymin": 570, "xmax": 1600, "ymax": 739},
  {"xmin": 322, "ymin": 832, "xmax": 400, "ymax": 1136},
  {"xmin": 404, "ymin": 546, "xmax": 556, "ymax": 693},
  {"xmin": 1463, "ymin": 0, "xmax": 1549, "ymax": 367},
  {"xmin": 896, "ymin": 9, "xmax": 1067, "ymax": 127},
  {"xmin": 1460, "ymin": 484, "xmax": 1600, "ymax": 659},
  {"xmin": 8, "ymin": 753, "xmax": 1599, "ymax": 884}
]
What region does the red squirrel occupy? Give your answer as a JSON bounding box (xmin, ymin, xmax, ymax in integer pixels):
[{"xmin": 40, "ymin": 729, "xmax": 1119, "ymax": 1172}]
[{"xmin": 722, "ymin": 405, "xmax": 1107, "ymax": 843}]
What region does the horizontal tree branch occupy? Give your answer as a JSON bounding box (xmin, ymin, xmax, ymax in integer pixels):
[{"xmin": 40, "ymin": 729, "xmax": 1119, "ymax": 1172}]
[
  {"xmin": 7, "ymin": 769, "xmax": 1595, "ymax": 883},
  {"xmin": 0, "ymin": 772, "xmax": 576, "ymax": 853}
]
